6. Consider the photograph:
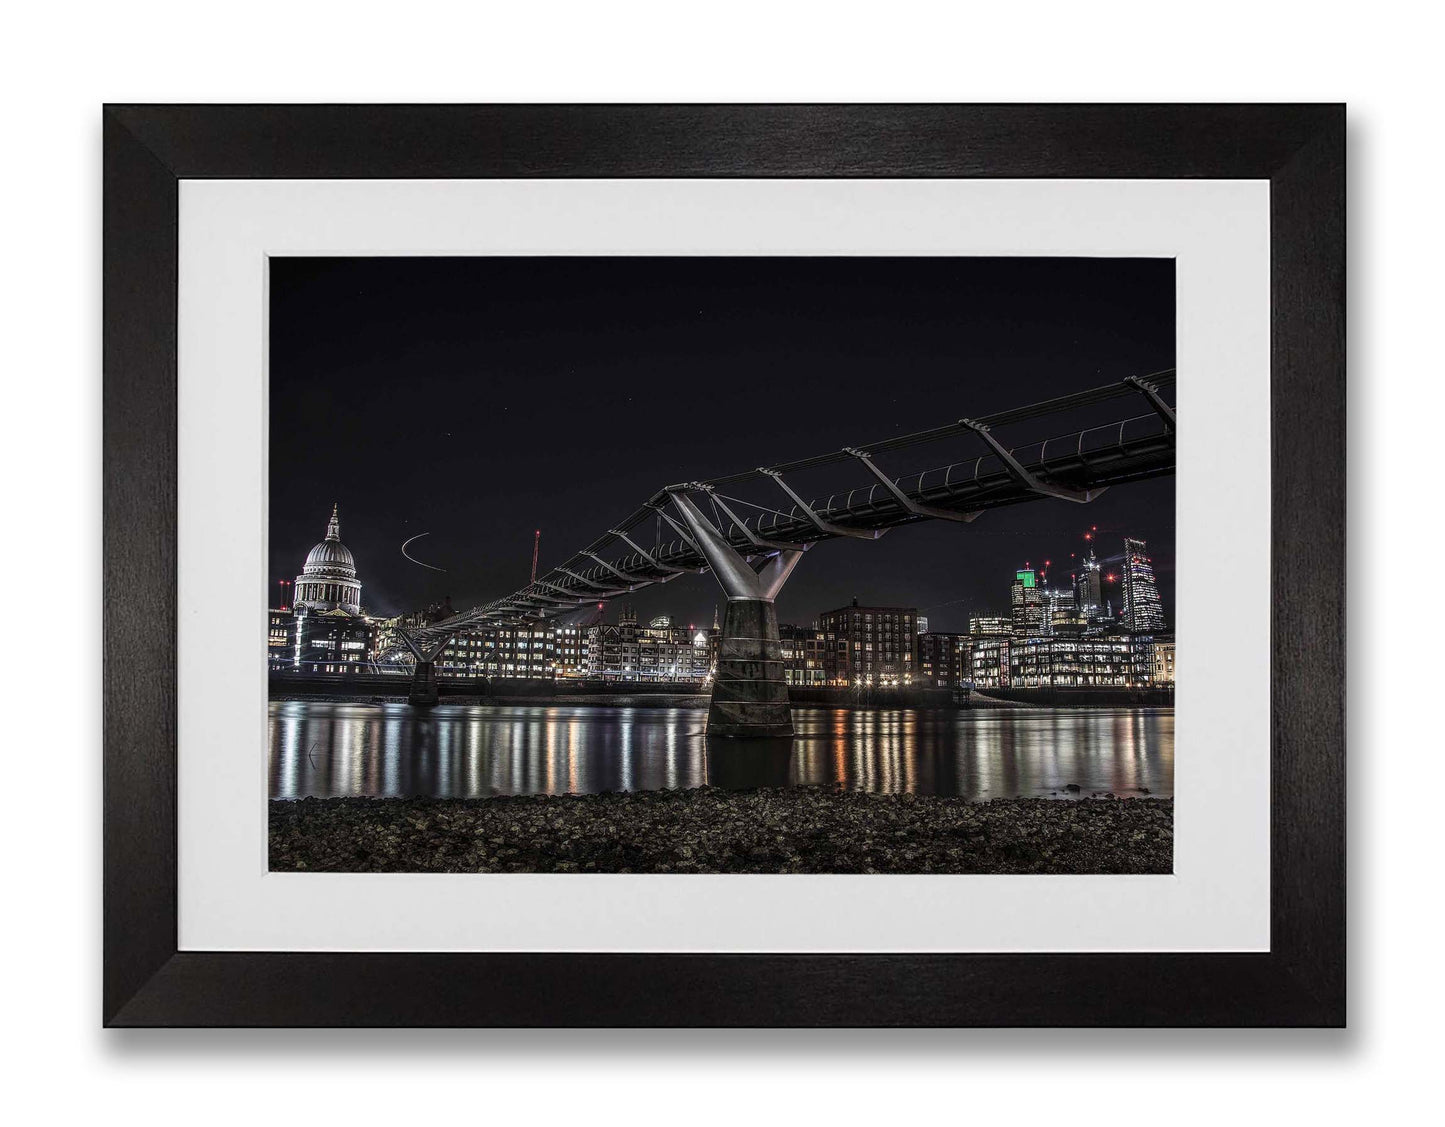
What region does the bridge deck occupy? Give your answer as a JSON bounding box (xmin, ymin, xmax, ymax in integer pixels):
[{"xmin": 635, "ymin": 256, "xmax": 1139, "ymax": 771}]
[{"xmin": 400, "ymin": 372, "xmax": 1176, "ymax": 648}]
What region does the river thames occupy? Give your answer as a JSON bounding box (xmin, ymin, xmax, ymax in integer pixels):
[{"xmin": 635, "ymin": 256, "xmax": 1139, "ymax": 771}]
[{"xmin": 268, "ymin": 700, "xmax": 1173, "ymax": 800}]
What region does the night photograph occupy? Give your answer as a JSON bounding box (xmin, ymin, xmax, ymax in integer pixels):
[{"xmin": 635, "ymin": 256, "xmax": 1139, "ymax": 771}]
[{"xmin": 265, "ymin": 255, "xmax": 1177, "ymax": 874}]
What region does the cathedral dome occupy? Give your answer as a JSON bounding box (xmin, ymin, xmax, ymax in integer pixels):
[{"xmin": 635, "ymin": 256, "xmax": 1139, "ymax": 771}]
[
  {"xmin": 293, "ymin": 503, "xmax": 363, "ymax": 615},
  {"xmin": 304, "ymin": 536, "xmax": 356, "ymax": 575}
]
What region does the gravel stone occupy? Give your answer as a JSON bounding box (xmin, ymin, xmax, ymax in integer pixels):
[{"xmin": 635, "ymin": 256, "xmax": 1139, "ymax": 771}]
[{"xmin": 269, "ymin": 787, "xmax": 1173, "ymax": 875}]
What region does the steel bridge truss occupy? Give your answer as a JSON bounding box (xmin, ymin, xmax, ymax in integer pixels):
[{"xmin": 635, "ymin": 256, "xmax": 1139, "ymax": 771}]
[{"xmin": 399, "ymin": 371, "xmax": 1176, "ymax": 652}]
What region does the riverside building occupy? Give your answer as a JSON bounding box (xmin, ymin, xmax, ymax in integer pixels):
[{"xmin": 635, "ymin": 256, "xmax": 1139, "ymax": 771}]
[
  {"xmin": 585, "ymin": 606, "xmax": 711, "ymax": 682},
  {"xmin": 970, "ymin": 636, "xmax": 1011, "ymax": 688},
  {"xmin": 1008, "ymin": 635, "xmax": 1153, "ymax": 687},
  {"xmin": 382, "ymin": 607, "xmax": 711, "ymax": 684},
  {"xmin": 779, "ymin": 623, "xmax": 828, "ymax": 686},
  {"xmin": 1151, "ymin": 636, "xmax": 1177, "ymax": 685},
  {"xmin": 816, "ymin": 600, "xmax": 918, "ymax": 687},
  {"xmin": 292, "ymin": 609, "xmax": 376, "ymax": 673},
  {"xmin": 918, "ymin": 632, "xmax": 968, "ymax": 688},
  {"xmin": 966, "ymin": 616, "xmax": 1013, "ymax": 687},
  {"xmin": 553, "ymin": 623, "xmax": 588, "ymax": 678},
  {"xmin": 268, "ymin": 608, "xmax": 296, "ymax": 670},
  {"xmin": 438, "ymin": 623, "xmax": 555, "ymax": 679}
]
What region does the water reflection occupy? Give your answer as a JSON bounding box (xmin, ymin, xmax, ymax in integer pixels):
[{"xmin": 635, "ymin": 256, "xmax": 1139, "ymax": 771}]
[{"xmin": 269, "ymin": 702, "xmax": 1174, "ymax": 800}]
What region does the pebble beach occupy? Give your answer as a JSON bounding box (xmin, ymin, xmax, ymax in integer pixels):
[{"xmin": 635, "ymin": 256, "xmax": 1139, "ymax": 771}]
[{"xmin": 269, "ymin": 787, "xmax": 1172, "ymax": 875}]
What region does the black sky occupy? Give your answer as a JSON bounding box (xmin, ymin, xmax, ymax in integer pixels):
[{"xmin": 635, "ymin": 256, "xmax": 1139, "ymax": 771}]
[{"xmin": 269, "ymin": 256, "xmax": 1175, "ymax": 633}]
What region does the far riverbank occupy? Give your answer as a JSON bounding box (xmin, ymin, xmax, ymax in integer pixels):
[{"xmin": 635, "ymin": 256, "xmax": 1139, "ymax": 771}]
[
  {"xmin": 265, "ymin": 691, "xmax": 1033, "ymax": 711},
  {"xmin": 269, "ymin": 673, "xmax": 1174, "ymax": 711},
  {"xmin": 266, "ymin": 689, "xmax": 1164, "ymax": 711}
]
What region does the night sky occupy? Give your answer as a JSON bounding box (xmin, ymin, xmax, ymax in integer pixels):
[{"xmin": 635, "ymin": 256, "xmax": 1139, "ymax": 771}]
[{"xmin": 269, "ymin": 257, "xmax": 1175, "ymax": 633}]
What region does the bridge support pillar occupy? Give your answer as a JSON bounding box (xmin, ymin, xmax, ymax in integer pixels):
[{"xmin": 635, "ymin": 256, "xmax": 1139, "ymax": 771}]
[
  {"xmin": 705, "ymin": 734, "xmax": 795, "ymax": 785},
  {"xmin": 666, "ymin": 489, "xmax": 806, "ymax": 739},
  {"xmin": 709, "ymin": 599, "xmax": 792, "ymax": 738},
  {"xmin": 398, "ymin": 628, "xmax": 453, "ymax": 707},
  {"xmin": 408, "ymin": 660, "xmax": 439, "ymax": 707}
]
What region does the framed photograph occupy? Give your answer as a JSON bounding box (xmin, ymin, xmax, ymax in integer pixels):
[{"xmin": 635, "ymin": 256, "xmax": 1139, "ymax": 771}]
[{"xmin": 104, "ymin": 104, "xmax": 1343, "ymax": 1026}]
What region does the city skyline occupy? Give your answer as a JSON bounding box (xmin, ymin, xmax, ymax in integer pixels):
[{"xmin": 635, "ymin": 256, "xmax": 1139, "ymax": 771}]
[
  {"xmin": 270, "ymin": 498, "xmax": 1170, "ymax": 690},
  {"xmin": 269, "ymin": 256, "xmax": 1175, "ymax": 633},
  {"xmin": 273, "ymin": 502, "xmax": 1168, "ymax": 638}
]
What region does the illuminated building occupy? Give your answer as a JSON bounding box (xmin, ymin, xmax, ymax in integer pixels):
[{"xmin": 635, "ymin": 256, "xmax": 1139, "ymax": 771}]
[
  {"xmin": 779, "ymin": 623, "xmax": 828, "ymax": 686},
  {"xmin": 916, "ymin": 616, "xmax": 929, "ymax": 634},
  {"xmin": 274, "ymin": 504, "xmax": 377, "ymax": 672},
  {"xmin": 418, "ymin": 608, "xmax": 714, "ymax": 684},
  {"xmin": 918, "ymin": 632, "xmax": 968, "ymax": 687},
  {"xmin": 1011, "ymin": 568, "xmax": 1046, "ymax": 637},
  {"xmin": 966, "ymin": 622, "xmax": 1161, "ymax": 688},
  {"xmin": 552, "ymin": 623, "xmax": 588, "ymax": 678},
  {"xmin": 969, "ymin": 636, "xmax": 1011, "ymax": 688},
  {"xmin": 1121, "ymin": 537, "xmax": 1167, "ymax": 633},
  {"xmin": 1043, "ymin": 586, "xmax": 1084, "ymax": 635},
  {"xmin": 816, "ymin": 600, "xmax": 918, "ymax": 686},
  {"xmin": 636, "ymin": 612, "xmax": 711, "ymax": 681},
  {"xmin": 1074, "ymin": 546, "xmax": 1105, "ymax": 624},
  {"xmin": 293, "ymin": 503, "xmax": 362, "ymax": 614},
  {"xmin": 366, "ymin": 613, "xmax": 414, "ymax": 665},
  {"xmin": 292, "ymin": 608, "xmax": 376, "ymax": 673},
  {"xmin": 1009, "ymin": 635, "xmax": 1153, "ymax": 687},
  {"xmin": 439, "ymin": 623, "xmax": 554, "ymax": 679},
  {"xmin": 969, "ymin": 615, "xmax": 1012, "ymax": 638},
  {"xmin": 585, "ymin": 605, "xmax": 711, "ymax": 682},
  {"xmin": 419, "ymin": 619, "xmax": 587, "ymax": 681},
  {"xmin": 1151, "ymin": 636, "xmax": 1176, "ymax": 685},
  {"xmin": 267, "ymin": 608, "xmax": 296, "ymax": 670},
  {"xmin": 388, "ymin": 598, "xmax": 457, "ymax": 637},
  {"xmin": 586, "ymin": 608, "xmax": 640, "ymax": 679}
]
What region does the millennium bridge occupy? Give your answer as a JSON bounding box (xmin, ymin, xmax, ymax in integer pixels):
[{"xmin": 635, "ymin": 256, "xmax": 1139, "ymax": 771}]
[{"xmin": 394, "ymin": 371, "xmax": 1177, "ymax": 738}]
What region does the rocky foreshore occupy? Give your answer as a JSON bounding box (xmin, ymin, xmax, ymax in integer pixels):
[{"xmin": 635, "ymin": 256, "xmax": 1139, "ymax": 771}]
[{"xmin": 269, "ymin": 787, "xmax": 1172, "ymax": 875}]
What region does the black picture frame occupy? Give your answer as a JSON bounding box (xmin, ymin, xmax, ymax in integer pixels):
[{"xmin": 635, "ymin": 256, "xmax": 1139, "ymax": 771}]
[{"xmin": 103, "ymin": 104, "xmax": 1344, "ymax": 1027}]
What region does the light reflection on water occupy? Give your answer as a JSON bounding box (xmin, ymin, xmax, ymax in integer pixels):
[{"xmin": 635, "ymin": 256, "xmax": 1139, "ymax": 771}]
[{"xmin": 269, "ymin": 701, "xmax": 1173, "ymax": 800}]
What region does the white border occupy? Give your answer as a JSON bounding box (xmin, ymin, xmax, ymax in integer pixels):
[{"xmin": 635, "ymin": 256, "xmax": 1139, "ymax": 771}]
[{"xmin": 178, "ymin": 179, "xmax": 1269, "ymax": 952}]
